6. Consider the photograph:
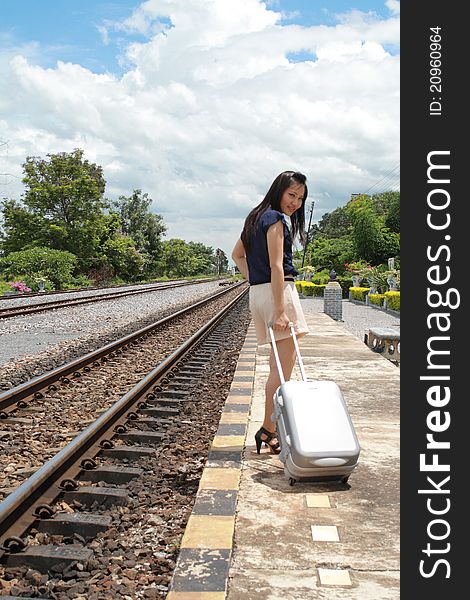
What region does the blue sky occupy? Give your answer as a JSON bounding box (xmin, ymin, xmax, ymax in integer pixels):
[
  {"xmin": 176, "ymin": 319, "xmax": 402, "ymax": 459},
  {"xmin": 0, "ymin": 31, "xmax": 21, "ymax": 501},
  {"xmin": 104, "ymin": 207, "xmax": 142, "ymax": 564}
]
[
  {"xmin": 0, "ymin": 1, "xmax": 399, "ymax": 257},
  {"xmin": 0, "ymin": 0, "xmax": 397, "ymax": 72}
]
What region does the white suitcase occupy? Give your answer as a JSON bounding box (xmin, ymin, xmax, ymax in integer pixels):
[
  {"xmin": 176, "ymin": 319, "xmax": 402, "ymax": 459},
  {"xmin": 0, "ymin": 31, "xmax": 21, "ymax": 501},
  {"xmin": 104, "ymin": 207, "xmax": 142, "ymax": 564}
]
[{"xmin": 269, "ymin": 323, "xmax": 360, "ymax": 486}]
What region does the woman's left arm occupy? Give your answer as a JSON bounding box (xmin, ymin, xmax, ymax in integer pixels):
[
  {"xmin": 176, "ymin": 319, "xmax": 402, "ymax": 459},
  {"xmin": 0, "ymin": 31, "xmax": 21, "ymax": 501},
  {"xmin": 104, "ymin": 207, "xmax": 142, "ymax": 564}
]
[{"xmin": 231, "ymin": 238, "xmax": 249, "ymax": 279}]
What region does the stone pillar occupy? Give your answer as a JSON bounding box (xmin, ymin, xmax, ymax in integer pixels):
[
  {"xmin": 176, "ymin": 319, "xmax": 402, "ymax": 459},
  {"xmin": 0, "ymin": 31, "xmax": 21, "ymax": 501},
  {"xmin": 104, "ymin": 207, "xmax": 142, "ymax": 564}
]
[{"xmin": 323, "ymin": 281, "xmax": 343, "ymax": 321}]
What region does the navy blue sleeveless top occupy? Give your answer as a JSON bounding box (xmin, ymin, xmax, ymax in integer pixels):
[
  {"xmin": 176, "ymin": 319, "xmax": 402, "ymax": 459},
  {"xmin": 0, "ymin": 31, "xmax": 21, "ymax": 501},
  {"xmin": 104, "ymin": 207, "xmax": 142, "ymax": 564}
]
[{"xmin": 244, "ymin": 208, "xmax": 298, "ymax": 285}]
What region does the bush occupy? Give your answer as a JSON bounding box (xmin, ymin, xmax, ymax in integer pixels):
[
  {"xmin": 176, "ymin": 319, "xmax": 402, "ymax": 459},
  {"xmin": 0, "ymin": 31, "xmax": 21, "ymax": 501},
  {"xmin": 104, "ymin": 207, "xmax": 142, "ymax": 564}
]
[
  {"xmin": 312, "ymin": 284, "xmax": 326, "ymax": 297},
  {"xmin": 385, "ymin": 291, "xmax": 400, "ymax": 311},
  {"xmin": 87, "ymin": 264, "xmax": 115, "ymax": 285},
  {"xmin": 349, "ymin": 286, "xmax": 370, "ymax": 301},
  {"xmin": 62, "ymin": 275, "xmax": 94, "ymax": 290},
  {"xmin": 21, "ymin": 276, "xmax": 54, "ymax": 292},
  {"xmin": 0, "ymin": 280, "xmax": 13, "ymax": 295},
  {"xmin": 311, "ymin": 269, "xmax": 330, "ymax": 284},
  {"xmin": 0, "ymin": 247, "xmax": 78, "ymax": 289},
  {"xmin": 297, "ymin": 266, "xmax": 315, "ymax": 280},
  {"xmin": 368, "ymin": 293, "xmax": 386, "ymax": 307},
  {"xmin": 300, "ymin": 281, "xmax": 315, "ymax": 296},
  {"xmin": 7, "ymin": 281, "xmax": 32, "ymax": 293},
  {"xmin": 360, "ymin": 265, "xmax": 390, "ymax": 293},
  {"xmin": 300, "ymin": 281, "xmax": 326, "ymax": 297},
  {"xmin": 295, "ymin": 280, "xmax": 303, "ymax": 294}
]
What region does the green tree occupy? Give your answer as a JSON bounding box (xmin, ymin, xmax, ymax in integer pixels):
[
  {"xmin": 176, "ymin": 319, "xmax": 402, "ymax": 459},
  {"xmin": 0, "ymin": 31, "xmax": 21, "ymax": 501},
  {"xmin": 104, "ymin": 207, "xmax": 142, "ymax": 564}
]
[
  {"xmin": 187, "ymin": 242, "xmax": 215, "ymax": 274},
  {"xmin": 1, "ymin": 149, "xmax": 109, "ymax": 271},
  {"xmin": 112, "ymin": 190, "xmax": 166, "ymax": 276},
  {"xmin": 379, "ymin": 226, "xmax": 400, "ymax": 259},
  {"xmin": 306, "ymin": 236, "xmax": 356, "ymax": 273},
  {"xmin": 370, "ymin": 190, "xmax": 399, "ymax": 220},
  {"xmin": 347, "ymin": 195, "xmax": 384, "ymax": 264},
  {"xmin": 159, "ymin": 239, "xmax": 204, "ymax": 277},
  {"xmin": 347, "ymin": 194, "xmax": 400, "ymax": 264},
  {"xmin": 102, "ymin": 234, "xmax": 145, "ymax": 281},
  {"xmin": 214, "ymin": 248, "xmax": 228, "ymax": 275},
  {"xmin": 317, "ymin": 206, "xmax": 352, "ymax": 238},
  {"xmin": 379, "ymin": 191, "xmax": 400, "ymax": 233},
  {"xmin": 0, "ymin": 199, "xmax": 47, "ymax": 254}
]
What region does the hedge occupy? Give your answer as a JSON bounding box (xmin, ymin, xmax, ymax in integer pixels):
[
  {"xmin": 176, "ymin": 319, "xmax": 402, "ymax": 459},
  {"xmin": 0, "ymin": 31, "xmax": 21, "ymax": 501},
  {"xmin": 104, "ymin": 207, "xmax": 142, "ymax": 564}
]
[
  {"xmin": 299, "ymin": 281, "xmax": 326, "ymax": 297},
  {"xmin": 368, "ymin": 293, "xmax": 386, "ymax": 307},
  {"xmin": 385, "ymin": 291, "xmax": 400, "ymax": 311},
  {"xmin": 349, "ymin": 286, "xmax": 370, "ymax": 301}
]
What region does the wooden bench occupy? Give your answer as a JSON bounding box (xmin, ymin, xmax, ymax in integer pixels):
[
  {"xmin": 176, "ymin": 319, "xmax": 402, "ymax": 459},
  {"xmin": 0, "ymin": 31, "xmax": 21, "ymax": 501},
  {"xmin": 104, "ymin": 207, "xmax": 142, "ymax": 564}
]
[{"xmin": 364, "ymin": 327, "xmax": 400, "ymax": 364}]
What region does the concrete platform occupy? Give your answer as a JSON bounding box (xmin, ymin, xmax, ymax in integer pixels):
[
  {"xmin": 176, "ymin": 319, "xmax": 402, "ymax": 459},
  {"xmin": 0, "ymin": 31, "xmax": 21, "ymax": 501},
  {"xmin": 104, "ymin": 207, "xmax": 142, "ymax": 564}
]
[{"xmin": 167, "ymin": 311, "xmax": 400, "ymax": 600}]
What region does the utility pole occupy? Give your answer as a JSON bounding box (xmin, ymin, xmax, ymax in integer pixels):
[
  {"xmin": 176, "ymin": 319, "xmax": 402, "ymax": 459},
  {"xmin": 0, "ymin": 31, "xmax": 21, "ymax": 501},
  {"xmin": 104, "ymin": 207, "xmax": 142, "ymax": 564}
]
[{"xmin": 301, "ymin": 200, "xmax": 315, "ymax": 268}]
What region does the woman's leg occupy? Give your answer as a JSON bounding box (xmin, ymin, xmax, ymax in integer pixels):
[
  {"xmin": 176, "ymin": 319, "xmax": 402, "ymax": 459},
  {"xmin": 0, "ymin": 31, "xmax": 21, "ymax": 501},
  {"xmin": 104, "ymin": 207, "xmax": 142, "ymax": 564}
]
[{"xmin": 262, "ymin": 336, "xmax": 296, "ymax": 432}]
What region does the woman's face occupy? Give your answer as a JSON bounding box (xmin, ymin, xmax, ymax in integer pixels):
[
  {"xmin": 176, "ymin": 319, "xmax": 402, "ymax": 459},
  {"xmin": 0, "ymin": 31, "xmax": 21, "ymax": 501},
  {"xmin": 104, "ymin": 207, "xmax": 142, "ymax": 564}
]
[{"xmin": 280, "ymin": 182, "xmax": 305, "ymax": 217}]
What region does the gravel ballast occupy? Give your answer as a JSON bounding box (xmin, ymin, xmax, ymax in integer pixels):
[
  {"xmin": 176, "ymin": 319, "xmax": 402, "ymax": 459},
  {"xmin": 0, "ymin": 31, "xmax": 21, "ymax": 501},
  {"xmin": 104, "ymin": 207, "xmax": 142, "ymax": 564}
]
[
  {"xmin": 0, "ymin": 298, "xmax": 252, "ymax": 599},
  {"xmin": 0, "ymin": 290, "xmax": 399, "ymax": 392},
  {"xmin": 0, "ymin": 281, "xmax": 187, "ymax": 309},
  {"xmin": 0, "ymin": 281, "xmax": 227, "ymax": 389}
]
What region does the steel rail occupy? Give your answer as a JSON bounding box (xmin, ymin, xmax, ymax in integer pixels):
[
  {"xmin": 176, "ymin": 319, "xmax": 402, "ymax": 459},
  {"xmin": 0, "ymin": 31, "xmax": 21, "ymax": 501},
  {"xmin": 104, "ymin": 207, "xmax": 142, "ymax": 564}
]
[
  {"xmin": 0, "ymin": 281, "xmax": 245, "ymax": 415},
  {"xmin": 0, "ymin": 278, "xmax": 192, "ymax": 301},
  {"xmin": 0, "ymin": 278, "xmax": 222, "ymax": 319},
  {"xmin": 0, "ymin": 285, "xmax": 248, "ymax": 552}
]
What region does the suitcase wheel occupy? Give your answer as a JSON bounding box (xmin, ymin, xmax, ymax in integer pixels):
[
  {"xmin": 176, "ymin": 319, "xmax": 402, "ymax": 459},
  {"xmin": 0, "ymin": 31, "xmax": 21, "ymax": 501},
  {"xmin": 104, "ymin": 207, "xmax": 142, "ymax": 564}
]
[{"xmin": 289, "ymin": 477, "xmax": 296, "ymax": 486}]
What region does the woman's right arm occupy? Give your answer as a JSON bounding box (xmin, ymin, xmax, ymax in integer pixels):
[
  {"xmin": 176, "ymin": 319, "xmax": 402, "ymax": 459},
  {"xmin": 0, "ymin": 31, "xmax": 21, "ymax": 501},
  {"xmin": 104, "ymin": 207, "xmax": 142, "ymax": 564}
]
[{"xmin": 231, "ymin": 238, "xmax": 249, "ymax": 280}]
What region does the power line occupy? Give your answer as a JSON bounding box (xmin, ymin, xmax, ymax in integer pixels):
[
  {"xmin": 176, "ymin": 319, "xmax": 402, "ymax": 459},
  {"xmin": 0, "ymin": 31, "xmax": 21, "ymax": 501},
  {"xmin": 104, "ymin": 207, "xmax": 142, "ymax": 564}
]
[
  {"xmin": 368, "ymin": 172, "xmax": 401, "ymax": 195},
  {"xmin": 362, "ymin": 162, "xmax": 400, "ymax": 195}
]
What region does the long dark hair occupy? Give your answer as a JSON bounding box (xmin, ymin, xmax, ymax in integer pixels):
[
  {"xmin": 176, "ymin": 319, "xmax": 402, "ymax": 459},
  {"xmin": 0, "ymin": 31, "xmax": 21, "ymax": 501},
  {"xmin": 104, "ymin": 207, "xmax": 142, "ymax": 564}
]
[{"xmin": 241, "ymin": 171, "xmax": 308, "ymax": 251}]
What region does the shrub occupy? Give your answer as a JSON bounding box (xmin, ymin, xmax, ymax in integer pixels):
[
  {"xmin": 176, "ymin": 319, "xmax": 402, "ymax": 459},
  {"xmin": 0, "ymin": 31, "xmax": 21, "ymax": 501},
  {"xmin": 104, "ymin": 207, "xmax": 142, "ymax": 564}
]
[
  {"xmin": 7, "ymin": 281, "xmax": 32, "ymax": 293},
  {"xmin": 21, "ymin": 276, "xmax": 55, "ymax": 292},
  {"xmin": 295, "ymin": 280, "xmax": 303, "ymax": 294},
  {"xmin": 344, "ymin": 260, "xmax": 371, "ymax": 275},
  {"xmin": 300, "ymin": 281, "xmax": 326, "ymax": 297},
  {"xmin": 360, "ymin": 265, "xmax": 390, "ymax": 293},
  {"xmin": 87, "ymin": 264, "xmax": 115, "ymax": 285},
  {"xmin": 349, "ymin": 286, "xmax": 370, "ymax": 301},
  {"xmin": 301, "ymin": 281, "xmax": 315, "ymax": 296},
  {"xmin": 368, "ymin": 293, "xmax": 386, "ymax": 307},
  {"xmin": 0, "ymin": 280, "xmax": 13, "ymax": 295},
  {"xmin": 0, "ymin": 247, "xmax": 78, "ymax": 289},
  {"xmin": 385, "ymin": 291, "xmax": 400, "ymax": 311},
  {"xmin": 62, "ymin": 275, "xmax": 94, "ymax": 290},
  {"xmin": 311, "ymin": 269, "xmax": 330, "ymax": 284},
  {"xmin": 312, "ymin": 284, "xmax": 326, "ymax": 297},
  {"xmin": 297, "ymin": 266, "xmax": 315, "ymax": 280}
]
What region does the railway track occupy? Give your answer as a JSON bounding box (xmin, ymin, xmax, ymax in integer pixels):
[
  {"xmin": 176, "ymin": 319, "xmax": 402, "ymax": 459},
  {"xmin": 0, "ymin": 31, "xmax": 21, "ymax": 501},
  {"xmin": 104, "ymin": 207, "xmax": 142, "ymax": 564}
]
[
  {"xmin": 0, "ymin": 278, "xmax": 221, "ymax": 320},
  {"xmin": 0, "ymin": 279, "xmax": 189, "ymax": 301},
  {"xmin": 0, "ymin": 282, "xmax": 249, "ymax": 595}
]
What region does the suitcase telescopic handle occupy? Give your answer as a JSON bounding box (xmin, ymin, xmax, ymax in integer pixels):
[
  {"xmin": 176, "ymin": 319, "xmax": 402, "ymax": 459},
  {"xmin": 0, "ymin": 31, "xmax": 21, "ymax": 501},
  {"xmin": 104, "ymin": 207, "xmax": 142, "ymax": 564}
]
[{"xmin": 267, "ymin": 322, "xmax": 308, "ymax": 383}]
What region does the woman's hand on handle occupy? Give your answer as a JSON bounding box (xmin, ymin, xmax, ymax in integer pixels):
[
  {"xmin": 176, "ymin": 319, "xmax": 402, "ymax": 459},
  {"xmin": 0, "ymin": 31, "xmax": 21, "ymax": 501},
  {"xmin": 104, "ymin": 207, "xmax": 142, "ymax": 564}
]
[{"xmin": 272, "ymin": 309, "xmax": 290, "ymax": 331}]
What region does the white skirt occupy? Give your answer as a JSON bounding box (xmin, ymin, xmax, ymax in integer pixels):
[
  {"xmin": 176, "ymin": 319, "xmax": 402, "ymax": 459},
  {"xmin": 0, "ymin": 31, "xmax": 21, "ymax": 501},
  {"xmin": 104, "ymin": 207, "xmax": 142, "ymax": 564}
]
[{"xmin": 249, "ymin": 281, "xmax": 310, "ymax": 346}]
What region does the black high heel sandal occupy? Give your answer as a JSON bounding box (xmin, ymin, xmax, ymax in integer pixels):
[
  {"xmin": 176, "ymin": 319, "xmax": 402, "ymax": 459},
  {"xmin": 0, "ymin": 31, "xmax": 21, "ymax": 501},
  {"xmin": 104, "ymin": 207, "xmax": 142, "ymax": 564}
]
[{"xmin": 255, "ymin": 426, "xmax": 281, "ymax": 454}]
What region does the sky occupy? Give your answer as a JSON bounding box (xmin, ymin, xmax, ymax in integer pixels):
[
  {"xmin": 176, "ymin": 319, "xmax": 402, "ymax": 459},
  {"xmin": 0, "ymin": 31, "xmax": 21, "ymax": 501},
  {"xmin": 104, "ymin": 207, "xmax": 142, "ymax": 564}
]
[{"xmin": 0, "ymin": 0, "xmax": 400, "ymax": 259}]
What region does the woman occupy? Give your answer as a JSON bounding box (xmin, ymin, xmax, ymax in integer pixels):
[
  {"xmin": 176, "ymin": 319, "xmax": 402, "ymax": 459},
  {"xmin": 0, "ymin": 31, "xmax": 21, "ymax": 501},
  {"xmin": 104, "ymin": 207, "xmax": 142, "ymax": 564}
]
[{"xmin": 231, "ymin": 171, "xmax": 310, "ymax": 454}]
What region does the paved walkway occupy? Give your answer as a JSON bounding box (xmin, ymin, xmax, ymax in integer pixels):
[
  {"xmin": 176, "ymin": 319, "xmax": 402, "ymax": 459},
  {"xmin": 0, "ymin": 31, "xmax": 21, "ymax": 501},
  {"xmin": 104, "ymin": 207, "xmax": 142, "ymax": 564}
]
[{"xmin": 167, "ymin": 307, "xmax": 400, "ymax": 600}]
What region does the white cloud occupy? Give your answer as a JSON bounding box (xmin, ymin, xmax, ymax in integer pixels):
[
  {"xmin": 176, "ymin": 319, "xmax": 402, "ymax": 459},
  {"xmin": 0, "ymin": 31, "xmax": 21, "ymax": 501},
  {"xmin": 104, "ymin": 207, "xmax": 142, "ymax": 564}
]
[
  {"xmin": 0, "ymin": 0, "xmax": 399, "ymax": 258},
  {"xmin": 96, "ymin": 24, "xmax": 110, "ymax": 46},
  {"xmin": 385, "ymin": 1, "xmax": 400, "ymax": 16}
]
